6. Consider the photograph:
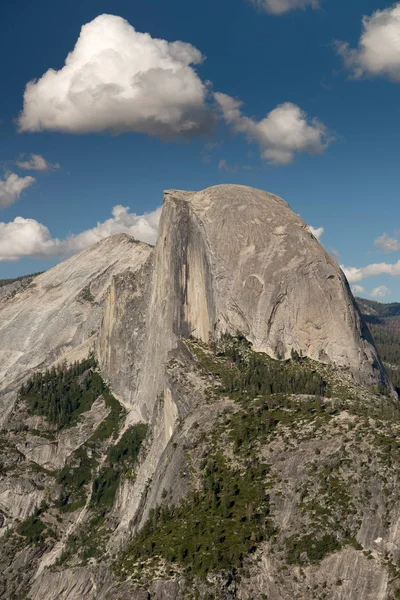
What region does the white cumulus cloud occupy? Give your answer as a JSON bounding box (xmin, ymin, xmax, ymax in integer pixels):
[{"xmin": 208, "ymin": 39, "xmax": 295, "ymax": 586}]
[
  {"xmin": 0, "ymin": 172, "xmax": 35, "ymax": 208},
  {"xmin": 16, "ymin": 153, "xmax": 60, "ymax": 171},
  {"xmin": 342, "ymin": 261, "xmax": 400, "ymax": 283},
  {"xmin": 309, "ymin": 225, "xmax": 324, "ymax": 241},
  {"xmin": 250, "ymin": 0, "xmax": 319, "ymax": 15},
  {"xmin": 65, "ymin": 205, "xmax": 161, "ymax": 252},
  {"xmin": 351, "ymin": 285, "xmax": 365, "ymax": 295},
  {"xmin": 335, "ymin": 3, "xmax": 400, "ymax": 81},
  {"xmin": 370, "ymin": 285, "xmax": 391, "ymax": 299},
  {"xmin": 17, "ymin": 14, "xmax": 212, "ymax": 138},
  {"xmin": 0, "ymin": 205, "xmax": 161, "ymax": 262},
  {"xmin": 0, "ymin": 218, "xmax": 60, "ymax": 261},
  {"xmin": 214, "ymin": 93, "xmax": 332, "ymax": 165},
  {"xmin": 374, "ymin": 233, "xmax": 400, "ymax": 252}
]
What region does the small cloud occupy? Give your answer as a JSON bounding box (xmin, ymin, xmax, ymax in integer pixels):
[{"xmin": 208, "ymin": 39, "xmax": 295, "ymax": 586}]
[
  {"xmin": 214, "ymin": 92, "xmax": 333, "ymax": 165},
  {"xmin": 219, "ymin": 159, "xmax": 234, "ymax": 172},
  {"xmin": 16, "ymin": 153, "xmax": 60, "ymax": 171},
  {"xmin": 320, "ymin": 76, "xmax": 333, "ymax": 90},
  {"xmin": 249, "ymin": 0, "xmax": 319, "ymax": 15},
  {"xmin": 218, "ymin": 158, "xmax": 254, "ymax": 173},
  {"xmin": 0, "ymin": 204, "xmax": 161, "ymax": 262},
  {"xmin": 205, "ymin": 141, "xmax": 221, "ymax": 151},
  {"xmin": 342, "ymin": 266, "xmax": 363, "ymax": 283},
  {"xmin": 0, "ymin": 172, "xmax": 35, "ymax": 208},
  {"xmin": 342, "ymin": 260, "xmax": 400, "ymax": 283},
  {"xmin": 335, "ymin": 4, "xmax": 400, "ymax": 81},
  {"xmin": 370, "ymin": 285, "xmax": 391, "ymax": 299},
  {"xmin": 351, "ymin": 284, "xmax": 365, "ymax": 295},
  {"xmin": 218, "ymin": 159, "xmax": 238, "ymax": 174},
  {"xmin": 374, "ymin": 233, "xmax": 400, "ymax": 253},
  {"xmin": 201, "ymin": 141, "xmax": 222, "ymax": 164},
  {"xmin": 309, "ymin": 225, "xmax": 324, "ymax": 241}
]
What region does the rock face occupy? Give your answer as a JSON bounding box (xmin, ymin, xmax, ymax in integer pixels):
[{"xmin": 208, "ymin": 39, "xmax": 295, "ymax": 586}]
[
  {"xmin": 97, "ymin": 253, "xmax": 154, "ymax": 407},
  {"xmin": 159, "ymin": 185, "xmax": 386, "ymax": 383},
  {"xmin": 0, "ymin": 184, "xmax": 396, "ymax": 600},
  {"xmin": 98, "ymin": 184, "xmax": 390, "ymax": 420},
  {"xmin": 0, "ymin": 234, "xmax": 152, "ymax": 424}
]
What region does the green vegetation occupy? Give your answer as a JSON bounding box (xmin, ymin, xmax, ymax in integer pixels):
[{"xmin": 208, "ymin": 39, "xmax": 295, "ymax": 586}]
[
  {"xmin": 56, "ymin": 447, "xmax": 96, "ymax": 512},
  {"xmin": 56, "ymin": 512, "xmax": 108, "ymax": 564},
  {"xmin": 373, "ymin": 328, "xmax": 400, "ymax": 366},
  {"xmin": 227, "ymin": 394, "xmax": 330, "ymax": 454},
  {"xmin": 194, "ymin": 334, "xmax": 329, "ymax": 399},
  {"xmin": 121, "ymin": 453, "xmax": 274, "ymax": 577},
  {"xmin": 91, "ymin": 467, "xmax": 119, "ymax": 508},
  {"xmin": 78, "ymin": 285, "xmax": 96, "ymax": 304},
  {"xmin": 19, "ymin": 356, "xmax": 103, "ymax": 429},
  {"xmin": 18, "ymin": 357, "xmax": 128, "ymax": 512},
  {"xmin": 285, "ymin": 533, "xmax": 341, "ymax": 564},
  {"xmin": 19, "ymin": 355, "xmax": 125, "ymax": 437},
  {"xmin": 57, "ymin": 424, "xmax": 148, "ymax": 563},
  {"xmin": 356, "ymin": 297, "xmax": 400, "ymax": 319},
  {"xmin": 54, "ymin": 390, "xmax": 127, "ymax": 512},
  {"xmin": 117, "ymin": 337, "xmax": 349, "ymax": 580},
  {"xmin": 88, "ymin": 387, "xmax": 125, "ymax": 443},
  {"xmin": 91, "ymin": 423, "xmax": 148, "ymax": 507},
  {"xmin": 367, "ymin": 325, "xmax": 400, "ymax": 389},
  {"xmin": 357, "ymin": 297, "xmax": 400, "ymax": 391},
  {"xmin": 17, "ymin": 504, "xmax": 55, "ymax": 545}
]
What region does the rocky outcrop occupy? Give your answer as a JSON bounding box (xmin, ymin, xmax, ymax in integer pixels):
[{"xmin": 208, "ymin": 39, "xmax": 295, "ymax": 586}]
[
  {"xmin": 0, "ymin": 234, "xmax": 152, "ymax": 425},
  {"xmin": 16, "ymin": 397, "xmax": 109, "ymax": 471}
]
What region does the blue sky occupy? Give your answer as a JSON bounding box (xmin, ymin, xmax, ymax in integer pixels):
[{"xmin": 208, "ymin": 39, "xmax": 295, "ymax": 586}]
[{"xmin": 1, "ymin": 0, "xmax": 400, "ymax": 301}]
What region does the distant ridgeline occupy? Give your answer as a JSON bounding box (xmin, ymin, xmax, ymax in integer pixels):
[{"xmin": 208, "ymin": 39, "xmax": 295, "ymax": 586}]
[
  {"xmin": 0, "ymin": 271, "xmax": 43, "ymax": 288},
  {"xmin": 356, "ymin": 297, "xmax": 400, "ymax": 391}
]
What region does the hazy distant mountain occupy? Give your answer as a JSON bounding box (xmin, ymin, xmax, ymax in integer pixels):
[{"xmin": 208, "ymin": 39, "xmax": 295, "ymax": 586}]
[
  {"xmin": 356, "ymin": 296, "xmax": 400, "ymax": 390},
  {"xmin": 356, "ymin": 296, "xmax": 400, "ymax": 320}
]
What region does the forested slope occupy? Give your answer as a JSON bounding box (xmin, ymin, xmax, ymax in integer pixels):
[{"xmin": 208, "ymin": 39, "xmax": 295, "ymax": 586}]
[{"xmin": 356, "ymin": 297, "xmax": 400, "ymax": 390}]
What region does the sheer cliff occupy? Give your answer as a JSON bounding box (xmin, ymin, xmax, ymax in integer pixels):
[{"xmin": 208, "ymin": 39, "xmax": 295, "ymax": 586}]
[
  {"xmin": 0, "ymin": 184, "xmax": 397, "ymax": 600},
  {"xmin": 98, "ymin": 184, "xmax": 390, "ymax": 420}
]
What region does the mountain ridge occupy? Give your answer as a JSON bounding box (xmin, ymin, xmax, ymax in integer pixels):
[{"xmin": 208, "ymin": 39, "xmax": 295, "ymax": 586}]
[{"xmin": 0, "ymin": 184, "xmax": 398, "ymax": 599}]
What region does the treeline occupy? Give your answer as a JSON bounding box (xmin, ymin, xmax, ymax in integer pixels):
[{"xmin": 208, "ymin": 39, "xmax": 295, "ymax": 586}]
[
  {"xmin": 19, "ymin": 356, "xmax": 104, "ymax": 429},
  {"xmin": 362, "ymin": 318, "xmax": 400, "ymax": 391},
  {"xmin": 368, "ymin": 323, "xmax": 400, "ymax": 366},
  {"xmin": 0, "ymin": 271, "xmax": 43, "ymax": 288},
  {"xmin": 356, "ymin": 297, "xmax": 400, "ymax": 319},
  {"xmin": 216, "ymin": 335, "xmax": 329, "ymax": 398}
]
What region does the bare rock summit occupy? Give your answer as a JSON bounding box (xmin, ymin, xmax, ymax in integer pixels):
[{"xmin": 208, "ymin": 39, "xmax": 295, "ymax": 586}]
[{"xmin": 99, "ymin": 184, "xmax": 390, "ymax": 418}]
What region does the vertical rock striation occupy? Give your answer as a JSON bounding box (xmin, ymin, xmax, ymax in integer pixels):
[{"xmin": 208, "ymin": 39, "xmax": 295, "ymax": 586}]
[{"xmin": 99, "ymin": 185, "xmax": 390, "ymax": 420}]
